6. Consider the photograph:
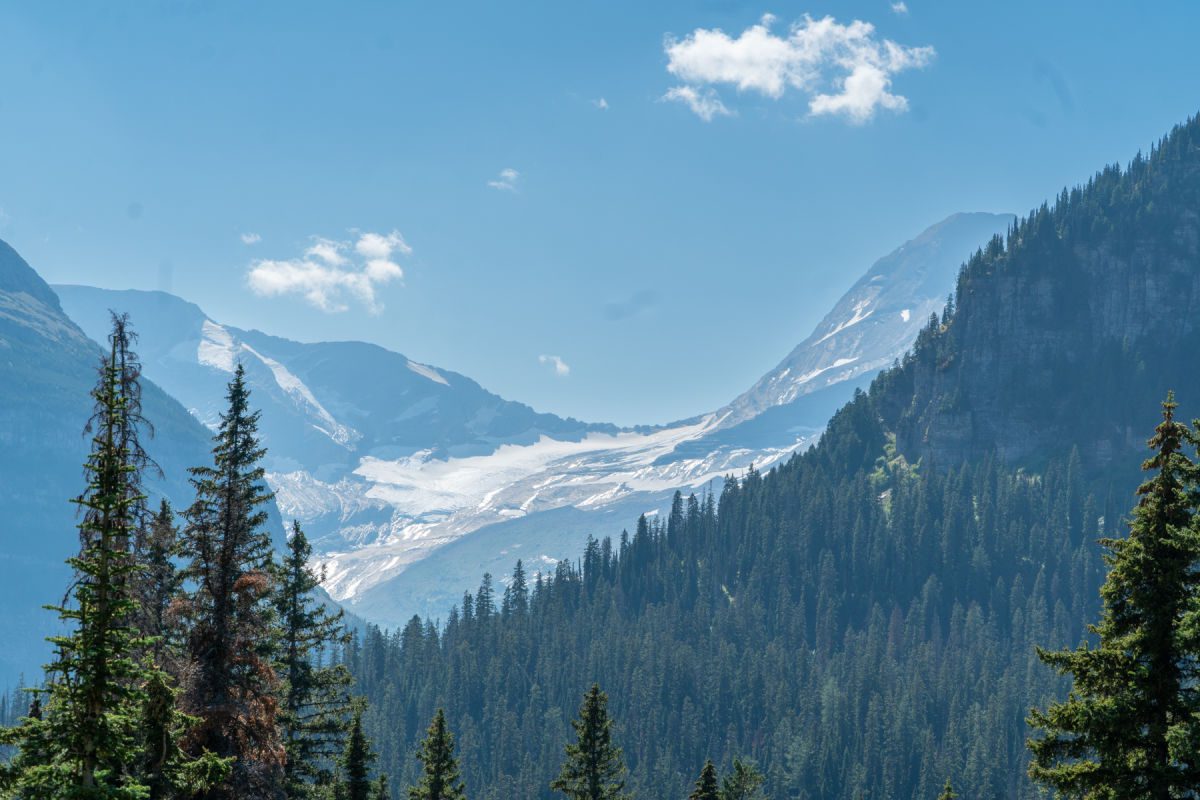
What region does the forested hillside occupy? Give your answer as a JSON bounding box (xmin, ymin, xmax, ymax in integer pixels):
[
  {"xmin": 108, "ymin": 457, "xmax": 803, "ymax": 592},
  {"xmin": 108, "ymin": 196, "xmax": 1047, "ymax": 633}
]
[{"xmin": 345, "ymin": 116, "xmax": 1200, "ymax": 798}]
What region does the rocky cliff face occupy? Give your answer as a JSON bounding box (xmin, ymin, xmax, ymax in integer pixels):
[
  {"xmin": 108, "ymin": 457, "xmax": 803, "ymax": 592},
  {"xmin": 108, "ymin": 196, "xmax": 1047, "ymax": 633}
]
[{"xmin": 873, "ymin": 120, "xmax": 1200, "ymax": 471}]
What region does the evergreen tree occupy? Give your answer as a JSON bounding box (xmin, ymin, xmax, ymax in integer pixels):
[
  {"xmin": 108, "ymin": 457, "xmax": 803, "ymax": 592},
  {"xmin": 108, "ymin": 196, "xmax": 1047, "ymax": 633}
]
[
  {"xmin": 134, "ymin": 498, "xmax": 184, "ymax": 670},
  {"xmin": 0, "ymin": 315, "xmax": 217, "ymax": 798},
  {"xmin": 139, "ymin": 670, "xmax": 230, "ymax": 800},
  {"xmin": 688, "ymin": 760, "xmax": 719, "ymax": 800},
  {"xmin": 274, "ymin": 521, "xmax": 355, "ymax": 798},
  {"xmin": 341, "ymin": 707, "xmax": 377, "ymax": 800},
  {"xmin": 1028, "ymin": 396, "xmax": 1200, "ymax": 798},
  {"xmin": 937, "ymin": 779, "xmax": 957, "ymax": 800},
  {"xmin": 0, "ymin": 695, "xmax": 50, "ymax": 791},
  {"xmin": 407, "ymin": 708, "xmax": 465, "ymax": 800},
  {"xmin": 179, "ymin": 363, "xmax": 285, "ymax": 799},
  {"xmin": 719, "ymin": 758, "xmax": 764, "ymax": 800},
  {"xmin": 551, "ymin": 685, "xmax": 628, "ymax": 800},
  {"xmin": 2, "ymin": 314, "xmax": 155, "ymax": 797},
  {"xmin": 373, "ymin": 774, "xmax": 391, "ymax": 800}
]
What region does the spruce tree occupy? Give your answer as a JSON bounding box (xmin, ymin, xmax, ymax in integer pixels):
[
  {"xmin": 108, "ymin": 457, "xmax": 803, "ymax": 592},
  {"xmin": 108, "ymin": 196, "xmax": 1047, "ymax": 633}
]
[
  {"xmin": 340, "ymin": 707, "xmax": 376, "ymax": 800},
  {"xmin": 407, "ymin": 708, "xmax": 465, "ymax": 800},
  {"xmin": 688, "ymin": 760, "xmax": 719, "ymax": 800},
  {"xmin": 719, "ymin": 758, "xmax": 764, "ymax": 800},
  {"xmin": 936, "ymin": 779, "xmax": 957, "ymax": 800},
  {"xmin": 180, "ymin": 363, "xmax": 285, "ymax": 799},
  {"xmin": 274, "ymin": 521, "xmax": 355, "ymax": 798},
  {"xmin": 373, "ymin": 774, "xmax": 391, "ymax": 800},
  {"xmin": 1028, "ymin": 396, "xmax": 1200, "ymax": 798},
  {"xmin": 551, "ymin": 684, "xmax": 628, "ymax": 800}
]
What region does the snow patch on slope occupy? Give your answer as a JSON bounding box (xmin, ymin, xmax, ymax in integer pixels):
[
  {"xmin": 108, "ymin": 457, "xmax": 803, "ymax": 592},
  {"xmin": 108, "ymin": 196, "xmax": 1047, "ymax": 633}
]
[
  {"xmin": 299, "ymin": 413, "xmax": 813, "ymax": 602},
  {"xmin": 407, "ymin": 360, "xmax": 450, "ymax": 386},
  {"xmin": 197, "ymin": 320, "xmax": 237, "ymax": 373},
  {"xmin": 242, "ymin": 344, "xmax": 360, "ymax": 448}
]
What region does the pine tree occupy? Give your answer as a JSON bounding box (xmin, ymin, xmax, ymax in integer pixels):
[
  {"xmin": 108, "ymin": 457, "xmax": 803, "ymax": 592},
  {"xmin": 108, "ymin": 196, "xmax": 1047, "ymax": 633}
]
[
  {"xmin": 274, "ymin": 520, "xmax": 355, "ymax": 798},
  {"xmin": 719, "ymin": 758, "xmax": 764, "ymax": 800},
  {"xmin": 551, "ymin": 684, "xmax": 628, "ymax": 800},
  {"xmin": 341, "ymin": 707, "xmax": 376, "ymax": 800},
  {"xmin": 179, "ymin": 363, "xmax": 285, "ymax": 799},
  {"xmin": 373, "ymin": 774, "xmax": 391, "ymax": 800},
  {"xmin": 407, "ymin": 708, "xmax": 465, "ymax": 800},
  {"xmin": 688, "ymin": 760, "xmax": 719, "ymax": 800},
  {"xmin": 1028, "ymin": 395, "xmax": 1200, "ymax": 798},
  {"xmin": 936, "ymin": 779, "xmax": 957, "ymax": 800}
]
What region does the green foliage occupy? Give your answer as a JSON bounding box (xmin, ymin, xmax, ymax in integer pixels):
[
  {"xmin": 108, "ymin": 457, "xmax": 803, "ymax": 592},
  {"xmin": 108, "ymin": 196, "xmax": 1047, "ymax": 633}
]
[
  {"xmin": 341, "ymin": 708, "xmax": 377, "ymax": 800},
  {"xmin": 550, "ymin": 685, "xmax": 628, "ymax": 800},
  {"xmin": 274, "ymin": 522, "xmax": 355, "ymax": 798},
  {"xmin": 688, "ymin": 760, "xmax": 719, "ymax": 800},
  {"xmin": 138, "ymin": 670, "xmax": 232, "ymax": 800},
  {"xmin": 1028, "ymin": 396, "xmax": 1200, "ymax": 798},
  {"xmin": 719, "ymin": 758, "xmax": 764, "ymax": 800},
  {"xmin": 407, "ymin": 709, "xmax": 464, "ymax": 800},
  {"xmin": 937, "ymin": 779, "xmax": 957, "ymax": 800}
]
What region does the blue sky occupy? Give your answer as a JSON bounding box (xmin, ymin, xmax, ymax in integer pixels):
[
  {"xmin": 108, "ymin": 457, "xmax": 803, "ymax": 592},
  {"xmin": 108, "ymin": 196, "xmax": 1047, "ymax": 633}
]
[{"xmin": 1, "ymin": 1, "xmax": 1197, "ymax": 426}]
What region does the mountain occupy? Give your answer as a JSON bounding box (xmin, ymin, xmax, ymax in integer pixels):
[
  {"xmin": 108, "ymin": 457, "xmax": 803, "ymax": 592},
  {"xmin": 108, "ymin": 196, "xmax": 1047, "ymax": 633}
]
[
  {"xmin": 57, "ymin": 212, "xmax": 1012, "ymax": 628},
  {"xmin": 340, "ymin": 116, "xmax": 1200, "ymax": 800},
  {"xmin": 719, "ymin": 212, "xmax": 1017, "ymax": 428},
  {"xmin": 0, "ymin": 240, "xmax": 216, "ymax": 683}
]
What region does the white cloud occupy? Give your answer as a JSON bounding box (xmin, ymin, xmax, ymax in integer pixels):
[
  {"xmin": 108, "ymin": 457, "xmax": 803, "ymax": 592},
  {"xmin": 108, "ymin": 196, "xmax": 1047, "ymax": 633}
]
[
  {"xmin": 662, "ymin": 86, "xmax": 732, "ymax": 121},
  {"xmin": 488, "ymin": 168, "xmax": 520, "ymax": 192},
  {"xmin": 247, "ymin": 229, "xmax": 410, "ymax": 314},
  {"xmin": 663, "ymin": 13, "xmax": 934, "ymax": 123},
  {"xmin": 538, "ymin": 354, "xmax": 571, "ymax": 377},
  {"xmin": 890, "ymin": 1, "xmax": 909, "ymax": 15},
  {"xmin": 240, "ymin": 232, "xmax": 262, "ymax": 245},
  {"xmin": 592, "ymin": 97, "xmax": 610, "ymax": 110}
]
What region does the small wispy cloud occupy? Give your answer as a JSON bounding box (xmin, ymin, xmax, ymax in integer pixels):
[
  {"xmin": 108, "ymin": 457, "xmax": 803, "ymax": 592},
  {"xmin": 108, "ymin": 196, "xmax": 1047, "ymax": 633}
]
[
  {"xmin": 662, "ymin": 13, "xmax": 934, "ymax": 124},
  {"xmin": 538, "ymin": 354, "xmax": 571, "ymax": 377},
  {"xmin": 592, "ymin": 97, "xmax": 610, "ymax": 110},
  {"xmin": 247, "ymin": 229, "xmax": 410, "ymax": 314},
  {"xmin": 488, "ymin": 168, "xmax": 521, "ymax": 192},
  {"xmin": 662, "ymin": 86, "xmax": 732, "ymax": 121},
  {"xmin": 890, "ymin": 1, "xmax": 909, "ymax": 15},
  {"xmin": 240, "ymin": 232, "xmax": 262, "ymax": 245}
]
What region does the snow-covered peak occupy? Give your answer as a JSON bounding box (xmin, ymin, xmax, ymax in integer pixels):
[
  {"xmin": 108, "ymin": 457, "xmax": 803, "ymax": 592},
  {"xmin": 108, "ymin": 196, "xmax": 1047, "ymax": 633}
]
[{"xmin": 719, "ymin": 212, "xmax": 1013, "ymax": 427}]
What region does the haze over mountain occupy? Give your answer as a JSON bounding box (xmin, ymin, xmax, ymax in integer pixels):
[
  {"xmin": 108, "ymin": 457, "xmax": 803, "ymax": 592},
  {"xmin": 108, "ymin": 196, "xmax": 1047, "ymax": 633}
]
[
  {"xmin": 0, "ymin": 241, "xmax": 215, "ymax": 682},
  {"xmin": 57, "ymin": 211, "xmax": 1012, "ymax": 627}
]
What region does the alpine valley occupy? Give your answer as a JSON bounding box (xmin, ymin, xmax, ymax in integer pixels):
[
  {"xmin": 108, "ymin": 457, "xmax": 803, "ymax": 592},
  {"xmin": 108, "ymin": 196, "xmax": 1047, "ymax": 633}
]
[{"xmin": 52, "ymin": 211, "xmax": 1013, "ymax": 631}]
